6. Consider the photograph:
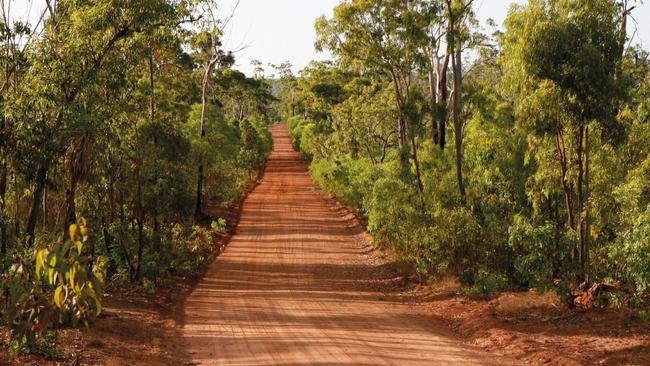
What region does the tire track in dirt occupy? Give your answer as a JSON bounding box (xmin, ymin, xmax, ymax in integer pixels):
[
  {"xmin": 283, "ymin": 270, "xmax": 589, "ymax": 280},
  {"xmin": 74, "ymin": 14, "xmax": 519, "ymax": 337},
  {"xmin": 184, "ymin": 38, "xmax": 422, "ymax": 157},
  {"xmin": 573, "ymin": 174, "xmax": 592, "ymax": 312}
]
[{"xmin": 180, "ymin": 124, "xmax": 520, "ymax": 365}]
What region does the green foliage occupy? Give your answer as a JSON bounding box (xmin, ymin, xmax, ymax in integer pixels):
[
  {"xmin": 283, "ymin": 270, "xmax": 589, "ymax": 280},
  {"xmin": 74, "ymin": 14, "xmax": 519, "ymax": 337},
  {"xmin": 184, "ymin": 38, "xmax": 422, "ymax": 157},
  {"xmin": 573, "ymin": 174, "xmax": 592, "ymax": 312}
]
[
  {"xmin": 1, "ymin": 251, "xmax": 49, "ymax": 352},
  {"xmin": 0, "ymin": 0, "xmax": 273, "ymax": 352},
  {"xmin": 2, "ymin": 222, "xmax": 105, "ymax": 353},
  {"xmin": 463, "ymin": 270, "xmax": 509, "ymax": 300},
  {"xmin": 142, "ymin": 278, "xmax": 156, "ymax": 295},
  {"xmin": 508, "ymin": 216, "xmax": 576, "ymax": 292},
  {"xmin": 283, "ymin": 0, "xmax": 650, "ymax": 305},
  {"xmin": 35, "ymin": 221, "xmax": 105, "ymax": 326},
  {"xmin": 166, "ymin": 224, "xmax": 217, "ymax": 276},
  {"xmin": 184, "ymin": 104, "xmax": 270, "ymax": 206},
  {"xmin": 211, "ymin": 218, "xmax": 227, "ymax": 234},
  {"xmin": 610, "ymin": 208, "xmax": 650, "ymax": 297}
]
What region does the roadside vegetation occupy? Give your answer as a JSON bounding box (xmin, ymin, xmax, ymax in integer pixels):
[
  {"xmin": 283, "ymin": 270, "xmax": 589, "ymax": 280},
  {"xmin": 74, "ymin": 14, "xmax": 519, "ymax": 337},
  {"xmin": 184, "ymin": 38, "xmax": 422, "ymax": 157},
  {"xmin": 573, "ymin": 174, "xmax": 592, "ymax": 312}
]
[
  {"xmin": 0, "ymin": 0, "xmax": 272, "ymax": 355},
  {"xmin": 281, "ymin": 0, "xmax": 650, "ymax": 311}
]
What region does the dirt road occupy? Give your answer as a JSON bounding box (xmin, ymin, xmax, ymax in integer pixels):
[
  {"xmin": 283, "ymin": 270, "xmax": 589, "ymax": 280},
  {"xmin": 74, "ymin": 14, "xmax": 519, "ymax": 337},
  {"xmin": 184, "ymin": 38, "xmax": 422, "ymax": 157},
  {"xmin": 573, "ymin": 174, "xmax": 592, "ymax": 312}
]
[{"xmin": 181, "ymin": 125, "xmax": 518, "ymax": 365}]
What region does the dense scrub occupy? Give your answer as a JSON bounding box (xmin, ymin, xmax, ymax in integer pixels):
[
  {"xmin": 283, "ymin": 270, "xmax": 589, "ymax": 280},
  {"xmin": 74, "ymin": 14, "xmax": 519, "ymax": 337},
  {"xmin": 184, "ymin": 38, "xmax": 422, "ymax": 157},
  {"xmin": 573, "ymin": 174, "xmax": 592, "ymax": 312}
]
[
  {"xmin": 0, "ymin": 0, "xmax": 272, "ymax": 353},
  {"xmin": 282, "ymin": 0, "xmax": 650, "ymax": 306}
]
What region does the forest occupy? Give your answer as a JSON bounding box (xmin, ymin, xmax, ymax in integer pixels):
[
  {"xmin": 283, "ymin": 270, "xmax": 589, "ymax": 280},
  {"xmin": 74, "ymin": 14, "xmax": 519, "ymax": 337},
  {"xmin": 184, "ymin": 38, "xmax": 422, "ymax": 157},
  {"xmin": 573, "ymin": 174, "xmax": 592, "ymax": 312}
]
[
  {"xmin": 0, "ymin": 0, "xmax": 649, "ymax": 363},
  {"xmin": 0, "ymin": 0, "xmax": 274, "ymax": 353},
  {"xmin": 282, "ymin": 0, "xmax": 649, "ymax": 304}
]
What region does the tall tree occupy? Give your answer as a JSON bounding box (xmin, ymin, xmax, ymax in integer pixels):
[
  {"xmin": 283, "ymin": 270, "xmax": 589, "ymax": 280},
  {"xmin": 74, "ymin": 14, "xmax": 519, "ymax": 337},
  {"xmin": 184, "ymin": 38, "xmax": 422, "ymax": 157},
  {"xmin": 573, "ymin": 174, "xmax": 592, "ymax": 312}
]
[
  {"xmin": 192, "ymin": 0, "xmax": 234, "ymax": 221},
  {"xmin": 501, "ymin": 0, "xmax": 623, "ymax": 280},
  {"xmin": 445, "ymin": 0, "xmax": 474, "ymax": 201}
]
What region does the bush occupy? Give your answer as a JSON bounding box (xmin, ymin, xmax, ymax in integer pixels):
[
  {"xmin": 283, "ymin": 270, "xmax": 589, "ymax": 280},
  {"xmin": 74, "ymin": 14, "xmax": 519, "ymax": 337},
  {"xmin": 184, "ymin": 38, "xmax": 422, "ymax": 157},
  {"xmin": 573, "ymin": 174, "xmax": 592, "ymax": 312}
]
[
  {"xmin": 464, "ymin": 270, "xmax": 509, "ymax": 299},
  {"xmin": 610, "ymin": 208, "xmax": 650, "ymax": 297},
  {"xmin": 2, "ymin": 221, "xmax": 106, "ymax": 353},
  {"xmin": 211, "ymin": 218, "xmax": 227, "ymax": 234},
  {"xmin": 508, "ymin": 216, "xmax": 576, "ymax": 292}
]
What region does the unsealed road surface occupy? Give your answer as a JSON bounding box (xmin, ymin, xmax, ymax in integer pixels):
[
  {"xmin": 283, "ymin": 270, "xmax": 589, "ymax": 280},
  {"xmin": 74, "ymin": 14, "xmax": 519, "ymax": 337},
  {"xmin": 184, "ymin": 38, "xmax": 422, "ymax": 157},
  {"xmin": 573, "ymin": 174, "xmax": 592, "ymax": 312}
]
[{"xmin": 181, "ymin": 125, "xmax": 519, "ymax": 366}]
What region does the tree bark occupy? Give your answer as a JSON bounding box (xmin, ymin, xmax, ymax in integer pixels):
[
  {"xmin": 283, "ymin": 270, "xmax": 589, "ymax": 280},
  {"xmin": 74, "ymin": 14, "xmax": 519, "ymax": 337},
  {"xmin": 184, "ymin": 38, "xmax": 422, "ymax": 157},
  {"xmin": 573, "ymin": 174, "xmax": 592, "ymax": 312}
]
[
  {"xmin": 451, "ymin": 48, "xmax": 466, "ymax": 201},
  {"xmin": 26, "ymin": 162, "xmax": 49, "ymax": 245},
  {"xmin": 135, "ymin": 166, "xmax": 145, "ymax": 281},
  {"xmin": 195, "ymin": 56, "xmax": 220, "ymax": 221},
  {"xmin": 555, "ymin": 131, "xmax": 575, "ymax": 231},
  {"xmin": 13, "ymin": 171, "xmax": 18, "ymax": 236},
  {"xmin": 0, "ymin": 149, "xmax": 7, "ymax": 254},
  {"xmin": 42, "ymin": 176, "xmax": 47, "ymax": 232},
  {"xmin": 118, "ymin": 181, "xmax": 133, "ymax": 280},
  {"xmin": 584, "ymin": 125, "xmax": 591, "ymax": 282},
  {"xmin": 428, "ymin": 65, "xmax": 437, "ymax": 144},
  {"xmin": 149, "ymin": 52, "xmax": 161, "ymax": 252},
  {"xmin": 435, "ymin": 53, "xmax": 450, "ymax": 149},
  {"xmin": 107, "ymin": 158, "xmax": 116, "ymax": 223},
  {"xmin": 63, "ymin": 176, "xmax": 78, "ymax": 237},
  {"xmin": 409, "ymin": 117, "xmax": 425, "ymax": 200},
  {"xmin": 576, "ymin": 126, "xmax": 585, "ymax": 270},
  {"xmin": 446, "ymin": 0, "xmax": 466, "ymax": 201}
]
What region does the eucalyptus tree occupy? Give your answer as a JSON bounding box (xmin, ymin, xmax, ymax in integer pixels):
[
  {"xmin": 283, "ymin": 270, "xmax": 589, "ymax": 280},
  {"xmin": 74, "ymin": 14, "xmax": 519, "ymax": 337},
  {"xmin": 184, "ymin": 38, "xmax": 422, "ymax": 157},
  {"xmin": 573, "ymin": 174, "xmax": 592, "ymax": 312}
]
[
  {"xmin": 190, "ymin": 0, "xmax": 234, "ymax": 221},
  {"xmin": 316, "ymin": 0, "xmax": 430, "ymax": 197},
  {"xmin": 217, "ymin": 69, "xmax": 275, "ymax": 124},
  {"xmin": 501, "ymin": 0, "xmax": 624, "ymax": 280},
  {"xmin": 408, "ymin": 0, "xmax": 449, "ymax": 148},
  {"xmin": 444, "ymin": 0, "xmax": 475, "ymax": 201},
  {"xmin": 315, "ymin": 0, "xmax": 417, "ymax": 161},
  {"xmin": 5, "ymin": 0, "xmax": 187, "ymax": 245},
  {"xmin": 0, "ymin": 2, "xmax": 30, "ymax": 252}
]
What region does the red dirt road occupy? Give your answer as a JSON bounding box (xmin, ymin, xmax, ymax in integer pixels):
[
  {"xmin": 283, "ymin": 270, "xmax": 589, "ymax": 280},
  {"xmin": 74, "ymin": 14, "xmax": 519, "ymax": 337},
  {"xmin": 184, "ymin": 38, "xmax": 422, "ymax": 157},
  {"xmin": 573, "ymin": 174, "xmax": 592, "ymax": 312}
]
[{"xmin": 181, "ymin": 125, "xmax": 519, "ymax": 365}]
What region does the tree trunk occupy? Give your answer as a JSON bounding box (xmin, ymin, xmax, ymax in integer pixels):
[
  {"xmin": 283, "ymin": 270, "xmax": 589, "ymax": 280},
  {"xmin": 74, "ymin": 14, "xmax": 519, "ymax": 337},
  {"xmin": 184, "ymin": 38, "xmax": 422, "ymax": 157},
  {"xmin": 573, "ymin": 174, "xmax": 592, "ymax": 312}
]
[
  {"xmin": 409, "ymin": 118, "xmax": 425, "ymax": 200},
  {"xmin": 555, "ymin": 132, "xmax": 575, "ymax": 231},
  {"xmin": 451, "ymin": 48, "xmax": 466, "ymax": 201},
  {"xmin": 195, "ymin": 58, "xmax": 218, "ymax": 221},
  {"xmin": 42, "ymin": 177, "xmax": 47, "ymax": 232},
  {"xmin": 13, "ymin": 172, "xmax": 18, "ymax": 235},
  {"xmin": 0, "ymin": 152, "xmax": 6, "ymax": 208},
  {"xmin": 435, "ymin": 53, "xmax": 450, "ymax": 149},
  {"xmin": 26, "ymin": 162, "xmax": 49, "ymax": 245},
  {"xmin": 584, "ymin": 125, "xmax": 591, "ymax": 282},
  {"xmin": 446, "ymin": 0, "xmax": 466, "ymax": 201},
  {"xmin": 118, "ymin": 181, "xmax": 133, "ymax": 280},
  {"xmin": 135, "ymin": 166, "xmax": 145, "ymax": 281},
  {"xmin": 149, "ymin": 52, "xmax": 160, "ymax": 252},
  {"xmin": 0, "ymin": 151, "xmax": 7, "ymax": 254},
  {"xmin": 107, "ymin": 160, "xmax": 116, "ymax": 223},
  {"xmin": 102, "ymin": 217, "xmax": 112, "ymax": 260},
  {"xmin": 428, "ymin": 64, "xmax": 438, "ymax": 144},
  {"xmin": 63, "ymin": 176, "xmax": 78, "ymax": 237},
  {"xmin": 63, "ymin": 136, "xmax": 93, "ymax": 237},
  {"xmin": 576, "ymin": 126, "xmax": 585, "ymax": 271}
]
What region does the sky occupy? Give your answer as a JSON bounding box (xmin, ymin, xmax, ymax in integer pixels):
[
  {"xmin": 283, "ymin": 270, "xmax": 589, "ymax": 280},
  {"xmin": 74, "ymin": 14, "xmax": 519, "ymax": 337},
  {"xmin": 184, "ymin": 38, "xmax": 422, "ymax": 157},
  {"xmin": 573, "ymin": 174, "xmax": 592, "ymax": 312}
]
[
  {"xmin": 219, "ymin": 0, "xmax": 650, "ymax": 76},
  {"xmin": 10, "ymin": 0, "xmax": 650, "ymax": 76}
]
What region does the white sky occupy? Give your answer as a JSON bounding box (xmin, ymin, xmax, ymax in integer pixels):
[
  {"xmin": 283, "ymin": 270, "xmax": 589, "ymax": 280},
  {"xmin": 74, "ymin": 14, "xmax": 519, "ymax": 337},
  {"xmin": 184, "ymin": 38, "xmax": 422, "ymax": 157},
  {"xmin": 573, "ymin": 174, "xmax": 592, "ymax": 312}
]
[
  {"xmin": 9, "ymin": 0, "xmax": 650, "ymax": 76},
  {"xmin": 220, "ymin": 0, "xmax": 650, "ymax": 75}
]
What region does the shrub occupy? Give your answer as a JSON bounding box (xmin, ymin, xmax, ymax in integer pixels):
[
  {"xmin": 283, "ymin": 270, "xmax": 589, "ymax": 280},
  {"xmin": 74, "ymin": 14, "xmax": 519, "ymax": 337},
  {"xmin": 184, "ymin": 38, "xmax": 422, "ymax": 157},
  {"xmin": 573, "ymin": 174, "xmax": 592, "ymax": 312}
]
[
  {"xmin": 464, "ymin": 270, "xmax": 509, "ymax": 299},
  {"xmin": 35, "ymin": 221, "xmax": 105, "ymax": 327},
  {"xmin": 211, "ymin": 218, "xmax": 228, "ymax": 234},
  {"xmin": 2, "ymin": 221, "xmax": 106, "ymax": 353},
  {"xmin": 610, "ymin": 208, "xmax": 650, "ymax": 297},
  {"xmin": 508, "ymin": 216, "xmax": 576, "ymax": 292}
]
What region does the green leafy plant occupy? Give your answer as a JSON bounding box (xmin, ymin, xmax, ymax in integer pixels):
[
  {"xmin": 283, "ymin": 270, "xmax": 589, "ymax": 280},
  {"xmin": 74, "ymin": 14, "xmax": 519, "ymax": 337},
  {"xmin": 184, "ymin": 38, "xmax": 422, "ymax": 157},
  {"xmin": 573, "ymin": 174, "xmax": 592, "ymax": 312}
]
[
  {"xmin": 464, "ymin": 270, "xmax": 509, "ymax": 300},
  {"xmin": 2, "ymin": 221, "xmax": 105, "ymax": 353},
  {"xmin": 35, "ymin": 220, "xmax": 105, "ymax": 327},
  {"xmin": 211, "ymin": 218, "xmax": 228, "ymax": 234}
]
